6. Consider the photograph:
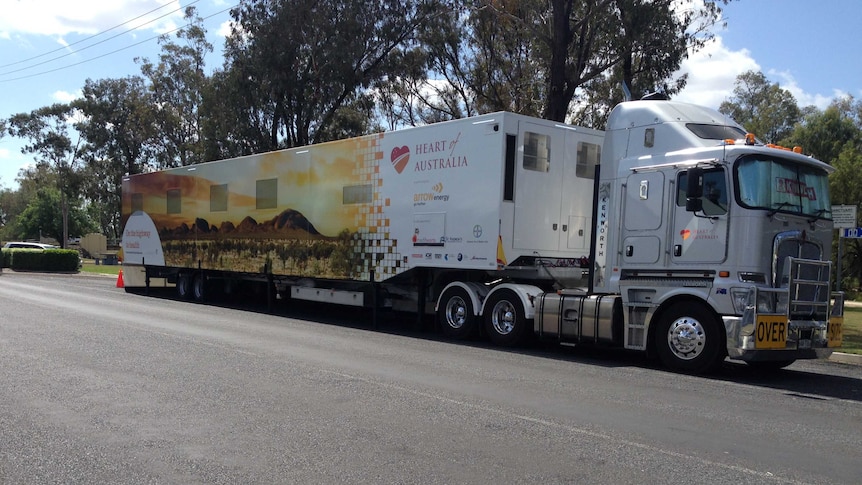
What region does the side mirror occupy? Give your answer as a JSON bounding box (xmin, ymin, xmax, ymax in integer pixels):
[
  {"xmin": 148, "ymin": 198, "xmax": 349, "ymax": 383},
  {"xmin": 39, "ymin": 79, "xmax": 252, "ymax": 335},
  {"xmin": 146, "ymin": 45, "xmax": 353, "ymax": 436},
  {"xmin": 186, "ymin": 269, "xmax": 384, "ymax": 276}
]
[{"xmin": 685, "ymin": 167, "xmax": 704, "ymax": 212}]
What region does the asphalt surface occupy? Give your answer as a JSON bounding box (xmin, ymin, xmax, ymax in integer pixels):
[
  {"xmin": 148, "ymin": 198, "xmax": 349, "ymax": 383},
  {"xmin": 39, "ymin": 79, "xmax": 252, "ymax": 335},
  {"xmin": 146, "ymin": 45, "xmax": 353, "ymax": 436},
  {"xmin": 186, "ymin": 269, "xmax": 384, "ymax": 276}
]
[{"xmin": 1, "ymin": 271, "xmax": 861, "ymax": 484}]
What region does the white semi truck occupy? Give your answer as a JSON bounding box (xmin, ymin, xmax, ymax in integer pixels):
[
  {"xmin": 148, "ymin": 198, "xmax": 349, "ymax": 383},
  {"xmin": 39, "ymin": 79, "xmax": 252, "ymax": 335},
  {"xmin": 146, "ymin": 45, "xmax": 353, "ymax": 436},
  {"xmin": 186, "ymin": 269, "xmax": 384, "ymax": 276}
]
[{"xmin": 121, "ymin": 98, "xmax": 844, "ymax": 372}]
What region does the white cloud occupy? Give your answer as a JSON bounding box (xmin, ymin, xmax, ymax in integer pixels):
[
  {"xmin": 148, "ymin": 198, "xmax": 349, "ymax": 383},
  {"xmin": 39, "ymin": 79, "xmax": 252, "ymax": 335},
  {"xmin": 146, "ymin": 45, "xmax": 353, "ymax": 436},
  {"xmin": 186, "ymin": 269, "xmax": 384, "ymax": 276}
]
[
  {"xmin": 0, "ymin": 1, "xmax": 185, "ymax": 38},
  {"xmin": 673, "ymin": 36, "xmax": 760, "ymax": 109},
  {"xmin": 216, "ymin": 20, "xmax": 234, "ymax": 38},
  {"xmin": 53, "ymin": 90, "xmax": 80, "ymax": 103},
  {"xmin": 768, "ymin": 69, "xmax": 836, "ymax": 110}
]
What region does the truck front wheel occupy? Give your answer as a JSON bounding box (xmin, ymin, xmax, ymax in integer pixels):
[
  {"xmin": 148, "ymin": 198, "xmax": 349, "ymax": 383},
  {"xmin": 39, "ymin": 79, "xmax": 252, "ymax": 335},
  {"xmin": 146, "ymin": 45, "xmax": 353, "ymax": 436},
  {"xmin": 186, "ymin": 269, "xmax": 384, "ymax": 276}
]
[
  {"xmin": 484, "ymin": 290, "xmax": 532, "ymax": 347},
  {"xmin": 654, "ymin": 302, "xmax": 723, "ymax": 373},
  {"xmin": 438, "ymin": 287, "xmax": 478, "ymax": 340}
]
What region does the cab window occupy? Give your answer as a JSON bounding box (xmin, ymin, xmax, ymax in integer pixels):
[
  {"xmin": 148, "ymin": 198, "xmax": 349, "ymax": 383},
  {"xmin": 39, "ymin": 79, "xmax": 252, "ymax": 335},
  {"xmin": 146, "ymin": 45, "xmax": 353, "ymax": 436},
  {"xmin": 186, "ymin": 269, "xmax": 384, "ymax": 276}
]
[{"xmin": 677, "ymin": 168, "xmax": 728, "ymax": 216}]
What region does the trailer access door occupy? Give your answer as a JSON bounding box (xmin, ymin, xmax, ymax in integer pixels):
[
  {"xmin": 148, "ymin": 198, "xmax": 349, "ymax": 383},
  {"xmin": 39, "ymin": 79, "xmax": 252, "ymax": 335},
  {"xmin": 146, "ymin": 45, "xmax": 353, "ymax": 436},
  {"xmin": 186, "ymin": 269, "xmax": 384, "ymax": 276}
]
[{"xmin": 513, "ymin": 122, "xmax": 600, "ymax": 254}]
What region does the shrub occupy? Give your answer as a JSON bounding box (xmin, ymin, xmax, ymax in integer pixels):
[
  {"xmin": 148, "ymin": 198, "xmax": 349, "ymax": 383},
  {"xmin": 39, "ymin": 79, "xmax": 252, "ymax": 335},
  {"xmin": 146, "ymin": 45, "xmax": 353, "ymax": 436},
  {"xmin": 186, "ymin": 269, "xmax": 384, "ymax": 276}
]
[{"xmin": 2, "ymin": 248, "xmax": 80, "ymax": 272}]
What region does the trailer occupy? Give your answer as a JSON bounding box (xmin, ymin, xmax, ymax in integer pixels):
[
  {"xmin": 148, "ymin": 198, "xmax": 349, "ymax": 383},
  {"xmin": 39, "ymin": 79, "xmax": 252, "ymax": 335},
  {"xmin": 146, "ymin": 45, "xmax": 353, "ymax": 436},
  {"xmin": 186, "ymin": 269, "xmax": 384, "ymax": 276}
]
[{"xmin": 121, "ymin": 99, "xmax": 844, "ymax": 372}]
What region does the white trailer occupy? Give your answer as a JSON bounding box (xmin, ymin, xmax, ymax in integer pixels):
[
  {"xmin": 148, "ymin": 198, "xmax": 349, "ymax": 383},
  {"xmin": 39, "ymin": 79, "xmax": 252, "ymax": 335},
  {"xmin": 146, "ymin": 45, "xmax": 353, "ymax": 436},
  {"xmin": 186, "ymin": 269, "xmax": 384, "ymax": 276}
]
[{"xmin": 121, "ymin": 99, "xmax": 844, "ymax": 372}]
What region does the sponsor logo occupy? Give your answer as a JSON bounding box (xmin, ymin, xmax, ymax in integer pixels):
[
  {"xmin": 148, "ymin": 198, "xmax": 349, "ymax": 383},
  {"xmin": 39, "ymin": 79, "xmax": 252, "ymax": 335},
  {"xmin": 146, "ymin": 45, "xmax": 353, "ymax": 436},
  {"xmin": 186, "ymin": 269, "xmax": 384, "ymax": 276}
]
[
  {"xmin": 473, "ymin": 225, "xmax": 483, "ymax": 238},
  {"xmin": 393, "ymin": 132, "xmax": 469, "ymax": 174},
  {"xmin": 681, "ymin": 228, "xmax": 720, "ymax": 240},
  {"xmin": 413, "ymin": 181, "xmax": 450, "ymax": 206},
  {"xmin": 391, "ymin": 146, "xmax": 410, "ymax": 173}
]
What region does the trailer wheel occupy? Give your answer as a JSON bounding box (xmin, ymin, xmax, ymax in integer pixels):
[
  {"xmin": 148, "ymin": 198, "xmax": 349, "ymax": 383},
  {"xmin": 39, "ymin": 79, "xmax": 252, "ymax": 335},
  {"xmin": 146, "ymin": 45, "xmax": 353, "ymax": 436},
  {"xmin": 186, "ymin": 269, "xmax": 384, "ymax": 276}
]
[
  {"xmin": 438, "ymin": 287, "xmax": 478, "ymax": 340},
  {"xmin": 192, "ymin": 272, "xmax": 207, "ymax": 302},
  {"xmin": 176, "ymin": 273, "xmax": 192, "ymax": 299},
  {"xmin": 654, "ymin": 302, "xmax": 723, "ymax": 373},
  {"xmin": 484, "ymin": 289, "xmax": 532, "ymax": 347}
]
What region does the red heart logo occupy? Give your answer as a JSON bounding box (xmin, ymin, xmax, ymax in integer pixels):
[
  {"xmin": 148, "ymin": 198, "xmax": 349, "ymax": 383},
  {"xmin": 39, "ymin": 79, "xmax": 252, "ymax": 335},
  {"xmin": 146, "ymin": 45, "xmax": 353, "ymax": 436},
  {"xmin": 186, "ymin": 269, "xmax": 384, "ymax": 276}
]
[
  {"xmin": 680, "ymin": 229, "xmax": 691, "ymax": 240},
  {"xmin": 391, "ymin": 146, "xmax": 410, "ymax": 174}
]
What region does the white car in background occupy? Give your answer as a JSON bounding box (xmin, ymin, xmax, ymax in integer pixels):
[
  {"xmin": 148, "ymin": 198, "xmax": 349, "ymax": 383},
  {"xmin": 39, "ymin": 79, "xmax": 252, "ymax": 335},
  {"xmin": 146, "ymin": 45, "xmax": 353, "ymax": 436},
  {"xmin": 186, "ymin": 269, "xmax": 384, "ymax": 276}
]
[{"xmin": 3, "ymin": 242, "xmax": 59, "ymax": 250}]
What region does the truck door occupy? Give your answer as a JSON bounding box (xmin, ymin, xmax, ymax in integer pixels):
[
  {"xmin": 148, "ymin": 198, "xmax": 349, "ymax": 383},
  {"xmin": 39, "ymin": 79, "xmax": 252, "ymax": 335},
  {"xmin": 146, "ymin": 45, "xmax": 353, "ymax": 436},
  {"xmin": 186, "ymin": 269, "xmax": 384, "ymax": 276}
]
[
  {"xmin": 513, "ymin": 122, "xmax": 564, "ymax": 252},
  {"xmin": 671, "ymin": 167, "xmax": 729, "ymax": 263},
  {"xmin": 622, "ymin": 171, "xmax": 666, "ymax": 264}
]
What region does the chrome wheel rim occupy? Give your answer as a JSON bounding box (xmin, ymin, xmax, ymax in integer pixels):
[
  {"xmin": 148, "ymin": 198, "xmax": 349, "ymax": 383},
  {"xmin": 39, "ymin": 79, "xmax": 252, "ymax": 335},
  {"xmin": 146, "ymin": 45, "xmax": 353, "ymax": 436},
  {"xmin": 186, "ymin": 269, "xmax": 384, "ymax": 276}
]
[
  {"xmin": 667, "ymin": 316, "xmax": 706, "ymax": 360},
  {"xmin": 445, "ymin": 296, "xmax": 467, "ymax": 329},
  {"xmin": 491, "ymin": 300, "xmax": 516, "ymax": 335}
]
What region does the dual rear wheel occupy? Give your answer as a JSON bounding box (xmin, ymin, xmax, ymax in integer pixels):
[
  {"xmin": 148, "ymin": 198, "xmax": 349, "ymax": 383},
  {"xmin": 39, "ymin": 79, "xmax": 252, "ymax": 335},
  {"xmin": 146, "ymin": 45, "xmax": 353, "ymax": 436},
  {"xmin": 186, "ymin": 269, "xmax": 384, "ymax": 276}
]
[
  {"xmin": 176, "ymin": 272, "xmax": 208, "ymax": 302},
  {"xmin": 437, "ymin": 287, "xmax": 532, "ymax": 347}
]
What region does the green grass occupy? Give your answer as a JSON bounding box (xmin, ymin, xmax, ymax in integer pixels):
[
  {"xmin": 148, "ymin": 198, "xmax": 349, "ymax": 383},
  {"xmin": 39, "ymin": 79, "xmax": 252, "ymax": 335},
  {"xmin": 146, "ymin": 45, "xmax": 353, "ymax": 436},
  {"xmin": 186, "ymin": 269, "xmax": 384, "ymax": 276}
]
[
  {"xmin": 79, "ymin": 259, "xmax": 123, "ymax": 276},
  {"xmin": 840, "ymin": 306, "xmax": 862, "ymax": 354}
]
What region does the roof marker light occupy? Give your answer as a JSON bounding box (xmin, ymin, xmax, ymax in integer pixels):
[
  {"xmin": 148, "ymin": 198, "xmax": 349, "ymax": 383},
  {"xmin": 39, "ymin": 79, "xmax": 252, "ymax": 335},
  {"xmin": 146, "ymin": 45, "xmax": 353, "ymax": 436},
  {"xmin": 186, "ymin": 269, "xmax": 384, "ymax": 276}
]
[{"xmin": 745, "ymin": 133, "xmax": 756, "ymax": 145}]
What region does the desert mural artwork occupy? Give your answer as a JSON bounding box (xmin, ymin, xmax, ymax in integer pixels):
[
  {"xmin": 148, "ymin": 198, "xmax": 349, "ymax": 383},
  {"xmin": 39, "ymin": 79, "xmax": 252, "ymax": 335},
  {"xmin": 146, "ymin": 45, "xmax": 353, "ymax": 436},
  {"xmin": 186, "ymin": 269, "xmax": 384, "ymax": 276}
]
[
  {"xmin": 122, "ymin": 134, "xmax": 400, "ymax": 281},
  {"xmin": 121, "ymin": 117, "xmax": 504, "ymax": 283}
]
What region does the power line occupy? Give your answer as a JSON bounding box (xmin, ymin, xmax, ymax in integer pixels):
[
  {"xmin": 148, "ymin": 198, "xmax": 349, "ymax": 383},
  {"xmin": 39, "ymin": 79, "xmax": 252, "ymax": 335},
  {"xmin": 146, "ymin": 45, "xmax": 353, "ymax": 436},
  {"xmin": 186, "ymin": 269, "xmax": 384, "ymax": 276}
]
[
  {"xmin": 0, "ymin": 0, "xmax": 201, "ymax": 71},
  {"xmin": 0, "ymin": 1, "xmax": 203, "ymax": 77},
  {"xmin": 0, "ymin": 4, "xmax": 236, "ymax": 84}
]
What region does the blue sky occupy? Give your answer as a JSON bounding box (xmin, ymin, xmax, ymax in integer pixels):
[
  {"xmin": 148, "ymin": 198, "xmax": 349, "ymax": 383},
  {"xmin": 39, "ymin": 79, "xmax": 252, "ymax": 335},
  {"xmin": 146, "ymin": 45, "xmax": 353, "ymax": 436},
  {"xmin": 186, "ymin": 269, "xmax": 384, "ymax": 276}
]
[{"xmin": 1, "ymin": 0, "xmax": 861, "ymax": 190}]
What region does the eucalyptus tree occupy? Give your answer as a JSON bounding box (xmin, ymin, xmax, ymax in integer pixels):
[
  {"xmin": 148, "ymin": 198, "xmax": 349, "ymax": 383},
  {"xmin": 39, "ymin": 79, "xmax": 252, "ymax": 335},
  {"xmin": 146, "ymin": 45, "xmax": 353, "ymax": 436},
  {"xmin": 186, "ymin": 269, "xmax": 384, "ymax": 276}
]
[
  {"xmin": 137, "ymin": 6, "xmax": 213, "ymax": 169},
  {"xmin": 215, "ymin": 0, "xmax": 444, "ymax": 153},
  {"xmin": 409, "ymin": 0, "xmax": 728, "ymax": 125},
  {"xmin": 719, "ymin": 70, "xmax": 802, "ymax": 144},
  {"xmin": 73, "ymin": 76, "xmax": 155, "ymax": 239},
  {"xmin": 6, "ymin": 104, "xmax": 86, "ymax": 247}
]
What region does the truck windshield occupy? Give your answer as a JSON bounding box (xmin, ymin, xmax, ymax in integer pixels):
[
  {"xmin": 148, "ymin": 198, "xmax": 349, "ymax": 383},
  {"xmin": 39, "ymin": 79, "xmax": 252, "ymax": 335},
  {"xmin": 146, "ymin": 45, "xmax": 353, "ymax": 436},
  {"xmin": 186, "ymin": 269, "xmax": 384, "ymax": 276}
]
[{"xmin": 735, "ymin": 155, "xmax": 832, "ymax": 218}]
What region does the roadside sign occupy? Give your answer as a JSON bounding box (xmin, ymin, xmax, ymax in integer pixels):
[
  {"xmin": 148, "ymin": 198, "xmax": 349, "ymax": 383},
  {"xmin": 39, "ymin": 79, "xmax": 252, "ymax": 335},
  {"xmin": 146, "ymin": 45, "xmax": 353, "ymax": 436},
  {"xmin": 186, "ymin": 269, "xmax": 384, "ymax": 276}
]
[
  {"xmin": 842, "ymin": 227, "xmax": 862, "ymax": 238},
  {"xmin": 833, "ymin": 205, "xmax": 857, "ymax": 228}
]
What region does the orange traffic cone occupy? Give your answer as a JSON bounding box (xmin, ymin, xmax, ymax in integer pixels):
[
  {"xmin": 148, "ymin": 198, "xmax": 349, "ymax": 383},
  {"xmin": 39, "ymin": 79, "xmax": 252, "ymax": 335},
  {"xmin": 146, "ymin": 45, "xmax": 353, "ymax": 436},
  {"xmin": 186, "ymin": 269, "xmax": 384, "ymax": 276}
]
[{"xmin": 116, "ymin": 269, "xmax": 124, "ymax": 288}]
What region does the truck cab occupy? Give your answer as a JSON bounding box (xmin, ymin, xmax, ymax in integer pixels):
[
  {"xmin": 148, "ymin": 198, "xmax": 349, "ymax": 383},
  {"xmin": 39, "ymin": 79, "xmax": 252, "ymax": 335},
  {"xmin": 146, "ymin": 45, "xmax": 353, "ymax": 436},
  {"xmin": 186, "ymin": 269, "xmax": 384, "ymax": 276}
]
[{"xmin": 591, "ymin": 100, "xmax": 842, "ymax": 371}]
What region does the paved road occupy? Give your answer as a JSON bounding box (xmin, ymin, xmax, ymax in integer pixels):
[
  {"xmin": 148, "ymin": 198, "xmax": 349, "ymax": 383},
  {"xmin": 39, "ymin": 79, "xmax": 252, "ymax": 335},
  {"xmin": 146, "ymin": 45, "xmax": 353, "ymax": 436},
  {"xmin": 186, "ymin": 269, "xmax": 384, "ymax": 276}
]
[{"xmin": 1, "ymin": 272, "xmax": 861, "ymax": 484}]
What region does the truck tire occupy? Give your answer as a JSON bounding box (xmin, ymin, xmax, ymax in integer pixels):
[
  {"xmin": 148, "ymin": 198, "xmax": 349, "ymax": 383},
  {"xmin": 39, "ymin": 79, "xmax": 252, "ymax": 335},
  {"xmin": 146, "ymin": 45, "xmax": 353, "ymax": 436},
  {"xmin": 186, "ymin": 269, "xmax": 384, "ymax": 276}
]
[
  {"xmin": 192, "ymin": 272, "xmax": 207, "ymax": 302},
  {"xmin": 438, "ymin": 287, "xmax": 478, "ymax": 340},
  {"xmin": 176, "ymin": 273, "xmax": 192, "ymax": 299},
  {"xmin": 484, "ymin": 289, "xmax": 532, "ymax": 347},
  {"xmin": 654, "ymin": 302, "xmax": 723, "ymax": 373}
]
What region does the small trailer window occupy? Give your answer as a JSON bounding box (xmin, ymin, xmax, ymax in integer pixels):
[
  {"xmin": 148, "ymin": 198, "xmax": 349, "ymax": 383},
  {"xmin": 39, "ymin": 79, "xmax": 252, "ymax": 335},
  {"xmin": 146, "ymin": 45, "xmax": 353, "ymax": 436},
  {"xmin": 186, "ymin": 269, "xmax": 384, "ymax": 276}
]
[
  {"xmin": 343, "ymin": 184, "xmax": 372, "ymax": 205},
  {"xmin": 256, "ymin": 178, "xmax": 277, "ymax": 210},
  {"xmin": 131, "ymin": 193, "xmax": 143, "ymax": 213},
  {"xmin": 166, "ymin": 189, "xmax": 181, "ymax": 214},
  {"xmin": 210, "ymin": 184, "xmax": 228, "ymax": 212},
  {"xmin": 577, "ymin": 141, "xmax": 600, "ymax": 179},
  {"xmin": 523, "ymin": 132, "xmax": 550, "ymax": 172}
]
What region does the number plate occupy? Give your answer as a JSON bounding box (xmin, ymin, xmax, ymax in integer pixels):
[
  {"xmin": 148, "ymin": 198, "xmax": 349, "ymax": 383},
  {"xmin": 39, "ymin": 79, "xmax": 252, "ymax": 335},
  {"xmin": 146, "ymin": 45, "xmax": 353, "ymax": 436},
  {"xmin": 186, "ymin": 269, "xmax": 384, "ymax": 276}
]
[
  {"xmin": 828, "ymin": 317, "xmax": 844, "ymax": 347},
  {"xmin": 755, "ymin": 315, "xmax": 787, "ymax": 349}
]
